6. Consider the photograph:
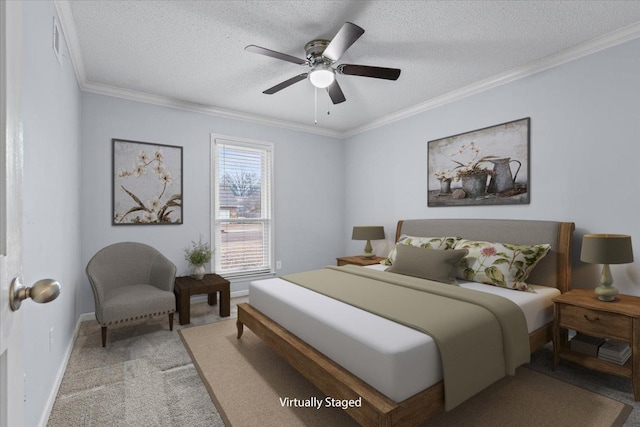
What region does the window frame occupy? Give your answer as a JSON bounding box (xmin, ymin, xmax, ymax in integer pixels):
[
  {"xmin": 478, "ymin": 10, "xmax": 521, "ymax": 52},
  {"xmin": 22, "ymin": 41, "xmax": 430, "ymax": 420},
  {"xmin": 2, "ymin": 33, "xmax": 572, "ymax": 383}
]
[{"xmin": 210, "ymin": 134, "xmax": 275, "ymax": 280}]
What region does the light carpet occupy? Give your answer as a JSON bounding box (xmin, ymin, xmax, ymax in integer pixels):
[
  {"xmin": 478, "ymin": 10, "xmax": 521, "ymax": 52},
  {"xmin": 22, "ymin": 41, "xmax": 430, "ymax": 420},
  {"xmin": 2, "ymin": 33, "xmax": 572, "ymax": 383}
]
[
  {"xmin": 47, "ymin": 301, "xmax": 236, "ymax": 426},
  {"xmin": 180, "ymin": 319, "xmax": 632, "ymax": 427}
]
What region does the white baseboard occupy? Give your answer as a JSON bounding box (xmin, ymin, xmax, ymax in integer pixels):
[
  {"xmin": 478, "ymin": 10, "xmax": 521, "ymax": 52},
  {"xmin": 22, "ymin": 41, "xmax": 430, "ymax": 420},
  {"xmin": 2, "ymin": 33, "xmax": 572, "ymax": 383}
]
[
  {"xmin": 38, "ymin": 311, "xmax": 87, "ymax": 427},
  {"xmin": 39, "ymin": 289, "xmax": 249, "ymax": 426},
  {"xmin": 78, "ymin": 312, "xmax": 96, "ymax": 322}
]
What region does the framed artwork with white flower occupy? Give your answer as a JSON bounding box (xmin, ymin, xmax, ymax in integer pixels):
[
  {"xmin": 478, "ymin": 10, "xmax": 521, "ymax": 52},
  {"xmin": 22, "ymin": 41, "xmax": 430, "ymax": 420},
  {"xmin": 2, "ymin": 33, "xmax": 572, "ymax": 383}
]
[
  {"xmin": 427, "ymin": 117, "xmax": 530, "ymax": 207},
  {"xmin": 112, "ymin": 139, "xmax": 183, "ymax": 225}
]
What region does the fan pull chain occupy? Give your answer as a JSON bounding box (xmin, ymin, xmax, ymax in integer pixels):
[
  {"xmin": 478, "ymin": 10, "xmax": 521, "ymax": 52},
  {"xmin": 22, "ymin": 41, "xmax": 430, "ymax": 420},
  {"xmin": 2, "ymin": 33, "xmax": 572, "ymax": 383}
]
[{"xmin": 314, "ymin": 87, "xmax": 318, "ymax": 125}]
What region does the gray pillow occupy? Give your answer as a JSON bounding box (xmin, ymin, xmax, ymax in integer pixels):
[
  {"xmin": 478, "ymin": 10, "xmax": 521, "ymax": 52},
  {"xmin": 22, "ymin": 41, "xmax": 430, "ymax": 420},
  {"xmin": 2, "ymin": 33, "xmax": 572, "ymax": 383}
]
[{"xmin": 386, "ymin": 245, "xmax": 469, "ymax": 284}]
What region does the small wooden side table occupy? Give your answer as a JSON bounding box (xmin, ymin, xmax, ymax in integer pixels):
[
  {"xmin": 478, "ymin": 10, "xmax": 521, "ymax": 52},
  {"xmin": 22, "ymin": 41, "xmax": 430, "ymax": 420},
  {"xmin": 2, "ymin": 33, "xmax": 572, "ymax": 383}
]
[
  {"xmin": 336, "ymin": 255, "xmax": 385, "ymax": 267},
  {"xmin": 175, "ymin": 273, "xmax": 230, "ymax": 325},
  {"xmin": 553, "ymin": 288, "xmax": 640, "ymax": 400}
]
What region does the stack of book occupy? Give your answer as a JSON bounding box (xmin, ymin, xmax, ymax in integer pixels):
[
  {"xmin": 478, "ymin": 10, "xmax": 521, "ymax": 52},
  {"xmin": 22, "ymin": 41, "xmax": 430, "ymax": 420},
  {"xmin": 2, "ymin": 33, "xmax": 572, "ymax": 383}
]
[
  {"xmin": 570, "ymin": 333, "xmax": 605, "ymax": 357},
  {"xmin": 598, "ymin": 340, "xmax": 631, "ymax": 365}
]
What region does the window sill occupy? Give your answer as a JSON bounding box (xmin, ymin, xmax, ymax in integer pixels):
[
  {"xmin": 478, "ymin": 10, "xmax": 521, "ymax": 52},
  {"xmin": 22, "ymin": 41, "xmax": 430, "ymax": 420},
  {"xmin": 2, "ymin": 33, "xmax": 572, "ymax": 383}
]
[{"xmin": 219, "ymin": 271, "xmax": 276, "ymax": 283}]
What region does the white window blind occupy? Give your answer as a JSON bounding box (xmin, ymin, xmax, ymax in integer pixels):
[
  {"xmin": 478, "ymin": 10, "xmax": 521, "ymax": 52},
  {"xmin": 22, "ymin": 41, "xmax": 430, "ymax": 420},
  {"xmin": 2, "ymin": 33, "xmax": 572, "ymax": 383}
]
[{"xmin": 212, "ymin": 136, "xmax": 273, "ymax": 277}]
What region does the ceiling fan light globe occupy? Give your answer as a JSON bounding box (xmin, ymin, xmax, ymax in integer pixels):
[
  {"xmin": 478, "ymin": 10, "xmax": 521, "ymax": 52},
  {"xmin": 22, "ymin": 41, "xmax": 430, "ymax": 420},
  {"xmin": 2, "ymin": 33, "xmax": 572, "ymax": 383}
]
[{"xmin": 309, "ymin": 68, "xmax": 335, "ymax": 88}]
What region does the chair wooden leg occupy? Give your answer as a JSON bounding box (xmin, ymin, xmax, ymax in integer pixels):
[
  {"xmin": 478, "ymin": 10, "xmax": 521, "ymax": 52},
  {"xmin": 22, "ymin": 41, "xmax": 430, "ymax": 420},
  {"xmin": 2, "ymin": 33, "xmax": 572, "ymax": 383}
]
[
  {"xmin": 101, "ymin": 326, "xmax": 107, "ymax": 347},
  {"xmin": 169, "ymin": 312, "xmax": 174, "ymax": 331}
]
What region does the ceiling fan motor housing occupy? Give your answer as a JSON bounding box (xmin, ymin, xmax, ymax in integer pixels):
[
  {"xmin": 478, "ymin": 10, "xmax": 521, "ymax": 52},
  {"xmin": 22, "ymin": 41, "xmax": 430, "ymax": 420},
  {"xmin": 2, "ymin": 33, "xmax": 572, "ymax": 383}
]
[
  {"xmin": 305, "ymin": 39, "xmax": 332, "ymax": 65},
  {"xmin": 305, "ymin": 39, "xmax": 336, "ymax": 88}
]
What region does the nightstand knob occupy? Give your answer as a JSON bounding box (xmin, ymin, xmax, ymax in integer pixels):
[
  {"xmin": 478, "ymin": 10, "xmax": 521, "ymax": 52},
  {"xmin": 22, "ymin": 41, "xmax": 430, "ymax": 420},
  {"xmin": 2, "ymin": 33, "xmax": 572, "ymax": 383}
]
[{"xmin": 584, "ymin": 314, "xmax": 600, "ymax": 322}]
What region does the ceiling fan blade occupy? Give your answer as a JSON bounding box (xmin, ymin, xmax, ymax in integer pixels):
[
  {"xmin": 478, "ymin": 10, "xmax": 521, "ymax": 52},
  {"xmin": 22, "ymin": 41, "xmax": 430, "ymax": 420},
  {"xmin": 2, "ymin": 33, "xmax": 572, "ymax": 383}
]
[
  {"xmin": 245, "ymin": 45, "xmax": 308, "ymax": 65},
  {"xmin": 263, "ymin": 73, "xmax": 308, "ymax": 94},
  {"xmin": 322, "ymin": 22, "xmax": 365, "ymax": 62},
  {"xmin": 326, "ymin": 79, "xmax": 346, "ymax": 104},
  {"xmin": 337, "ymin": 64, "xmax": 401, "ymax": 80}
]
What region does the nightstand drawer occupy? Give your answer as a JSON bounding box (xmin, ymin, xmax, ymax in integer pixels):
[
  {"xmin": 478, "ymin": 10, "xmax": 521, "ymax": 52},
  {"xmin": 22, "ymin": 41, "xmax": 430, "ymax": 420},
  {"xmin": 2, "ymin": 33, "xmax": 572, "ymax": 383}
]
[{"xmin": 558, "ymin": 304, "xmax": 632, "ymax": 342}]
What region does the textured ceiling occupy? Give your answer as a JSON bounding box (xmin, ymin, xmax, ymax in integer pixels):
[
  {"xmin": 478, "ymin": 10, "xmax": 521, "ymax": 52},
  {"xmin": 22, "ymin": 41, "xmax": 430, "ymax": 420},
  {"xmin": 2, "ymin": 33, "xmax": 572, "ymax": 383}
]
[{"xmin": 57, "ymin": 1, "xmax": 640, "ymax": 137}]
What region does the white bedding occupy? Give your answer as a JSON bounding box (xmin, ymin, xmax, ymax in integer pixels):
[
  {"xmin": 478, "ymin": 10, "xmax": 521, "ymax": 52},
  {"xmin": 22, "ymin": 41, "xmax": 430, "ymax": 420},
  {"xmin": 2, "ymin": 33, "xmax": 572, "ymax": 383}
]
[{"xmin": 248, "ymin": 264, "xmax": 560, "ymax": 402}]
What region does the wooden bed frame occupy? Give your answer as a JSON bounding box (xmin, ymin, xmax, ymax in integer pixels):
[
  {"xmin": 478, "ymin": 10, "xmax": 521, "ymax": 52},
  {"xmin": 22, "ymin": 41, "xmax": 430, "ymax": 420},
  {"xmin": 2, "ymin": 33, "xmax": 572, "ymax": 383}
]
[{"xmin": 237, "ymin": 219, "xmax": 575, "ymax": 426}]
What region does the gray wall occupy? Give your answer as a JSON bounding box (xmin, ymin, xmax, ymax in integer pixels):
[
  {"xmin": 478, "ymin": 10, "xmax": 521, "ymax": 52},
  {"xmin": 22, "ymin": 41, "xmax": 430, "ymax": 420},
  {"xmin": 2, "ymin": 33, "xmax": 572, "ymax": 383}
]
[
  {"xmin": 343, "ymin": 36, "xmax": 640, "ymax": 296},
  {"xmin": 22, "ymin": 2, "xmax": 82, "ymax": 426},
  {"xmin": 79, "ymin": 93, "xmax": 345, "ymax": 313}
]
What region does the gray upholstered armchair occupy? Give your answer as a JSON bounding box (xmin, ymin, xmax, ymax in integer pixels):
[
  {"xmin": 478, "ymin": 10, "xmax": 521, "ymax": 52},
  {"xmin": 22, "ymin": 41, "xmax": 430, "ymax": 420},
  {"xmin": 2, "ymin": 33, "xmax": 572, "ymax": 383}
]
[{"xmin": 86, "ymin": 242, "xmax": 177, "ymax": 347}]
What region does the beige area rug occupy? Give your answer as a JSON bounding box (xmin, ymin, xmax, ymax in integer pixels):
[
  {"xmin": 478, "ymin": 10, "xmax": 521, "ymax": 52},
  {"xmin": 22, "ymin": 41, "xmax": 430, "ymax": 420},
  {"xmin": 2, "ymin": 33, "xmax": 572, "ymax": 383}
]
[{"xmin": 180, "ymin": 319, "xmax": 632, "ymax": 427}]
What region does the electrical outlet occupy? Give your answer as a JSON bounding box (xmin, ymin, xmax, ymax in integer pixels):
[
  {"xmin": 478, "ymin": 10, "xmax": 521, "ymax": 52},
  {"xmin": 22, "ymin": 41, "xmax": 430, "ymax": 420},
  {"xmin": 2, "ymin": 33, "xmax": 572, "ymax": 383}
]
[
  {"xmin": 49, "ymin": 327, "xmax": 54, "ymax": 352},
  {"xmin": 276, "ymin": 261, "xmax": 282, "ymax": 270}
]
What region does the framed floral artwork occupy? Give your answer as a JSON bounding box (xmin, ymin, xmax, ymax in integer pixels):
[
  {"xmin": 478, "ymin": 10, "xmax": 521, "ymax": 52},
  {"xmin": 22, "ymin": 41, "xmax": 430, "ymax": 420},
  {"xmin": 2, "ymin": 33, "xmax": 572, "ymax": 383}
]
[
  {"xmin": 112, "ymin": 139, "xmax": 183, "ymax": 225},
  {"xmin": 427, "ymin": 117, "xmax": 530, "ymax": 207}
]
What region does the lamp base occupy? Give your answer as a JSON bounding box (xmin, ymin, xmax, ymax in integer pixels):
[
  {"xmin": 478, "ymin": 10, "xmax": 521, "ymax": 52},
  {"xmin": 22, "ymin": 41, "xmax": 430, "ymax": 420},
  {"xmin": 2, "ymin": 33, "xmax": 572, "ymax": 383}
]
[
  {"xmin": 361, "ymin": 240, "xmax": 375, "ymax": 259},
  {"xmin": 595, "ymin": 285, "xmax": 618, "ymax": 302},
  {"xmin": 595, "ymin": 264, "xmax": 618, "ymax": 302}
]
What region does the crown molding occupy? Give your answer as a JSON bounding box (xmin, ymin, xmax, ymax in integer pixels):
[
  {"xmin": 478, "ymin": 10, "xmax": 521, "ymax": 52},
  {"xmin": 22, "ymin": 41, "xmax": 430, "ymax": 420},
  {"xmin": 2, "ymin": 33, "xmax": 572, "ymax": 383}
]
[
  {"xmin": 81, "ymin": 80, "xmax": 343, "ymax": 138},
  {"xmin": 54, "ymin": 1, "xmax": 86, "ymax": 89},
  {"xmin": 54, "ymin": 0, "xmax": 640, "ymax": 140},
  {"xmin": 344, "ymin": 21, "xmax": 640, "ymax": 138}
]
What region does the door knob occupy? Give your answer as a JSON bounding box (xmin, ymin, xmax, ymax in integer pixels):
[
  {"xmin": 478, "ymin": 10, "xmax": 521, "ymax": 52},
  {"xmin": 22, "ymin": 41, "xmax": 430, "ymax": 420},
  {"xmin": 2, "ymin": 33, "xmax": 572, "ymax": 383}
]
[{"xmin": 9, "ymin": 277, "xmax": 61, "ymax": 311}]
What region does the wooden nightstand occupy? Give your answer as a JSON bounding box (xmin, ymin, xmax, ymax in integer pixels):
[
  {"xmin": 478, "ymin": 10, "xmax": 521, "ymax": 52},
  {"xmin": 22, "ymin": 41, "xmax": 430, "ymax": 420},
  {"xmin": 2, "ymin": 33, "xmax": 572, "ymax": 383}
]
[
  {"xmin": 336, "ymin": 255, "xmax": 385, "ymax": 267},
  {"xmin": 553, "ymin": 288, "xmax": 640, "ymax": 400}
]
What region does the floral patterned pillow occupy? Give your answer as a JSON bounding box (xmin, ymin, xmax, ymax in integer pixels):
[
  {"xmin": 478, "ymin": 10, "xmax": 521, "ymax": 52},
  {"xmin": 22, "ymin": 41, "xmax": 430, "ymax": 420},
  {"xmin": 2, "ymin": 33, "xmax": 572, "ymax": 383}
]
[
  {"xmin": 382, "ymin": 235, "xmax": 461, "ymax": 266},
  {"xmin": 453, "ymin": 239, "xmax": 551, "ymax": 292}
]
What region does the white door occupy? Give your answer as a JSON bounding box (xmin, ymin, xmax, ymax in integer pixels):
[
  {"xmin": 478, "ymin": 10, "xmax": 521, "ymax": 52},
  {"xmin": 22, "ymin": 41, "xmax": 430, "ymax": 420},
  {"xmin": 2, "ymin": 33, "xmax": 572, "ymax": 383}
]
[{"xmin": 0, "ymin": 2, "xmax": 25, "ymax": 426}]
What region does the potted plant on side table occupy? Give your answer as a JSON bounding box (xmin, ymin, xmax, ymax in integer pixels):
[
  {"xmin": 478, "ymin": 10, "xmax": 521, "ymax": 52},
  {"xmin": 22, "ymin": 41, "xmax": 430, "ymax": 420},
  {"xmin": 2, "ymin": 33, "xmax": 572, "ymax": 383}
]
[{"xmin": 184, "ymin": 237, "xmax": 213, "ymax": 280}]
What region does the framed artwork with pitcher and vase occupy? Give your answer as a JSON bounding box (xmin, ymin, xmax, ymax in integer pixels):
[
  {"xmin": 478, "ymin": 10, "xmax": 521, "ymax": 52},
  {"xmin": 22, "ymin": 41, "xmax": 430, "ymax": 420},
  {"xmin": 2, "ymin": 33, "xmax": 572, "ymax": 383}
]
[{"xmin": 427, "ymin": 117, "xmax": 530, "ymax": 207}]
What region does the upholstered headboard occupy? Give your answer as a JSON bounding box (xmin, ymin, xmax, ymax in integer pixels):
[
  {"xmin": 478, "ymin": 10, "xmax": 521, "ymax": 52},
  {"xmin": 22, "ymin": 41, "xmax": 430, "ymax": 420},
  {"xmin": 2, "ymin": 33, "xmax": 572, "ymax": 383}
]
[{"xmin": 395, "ymin": 219, "xmax": 575, "ymax": 293}]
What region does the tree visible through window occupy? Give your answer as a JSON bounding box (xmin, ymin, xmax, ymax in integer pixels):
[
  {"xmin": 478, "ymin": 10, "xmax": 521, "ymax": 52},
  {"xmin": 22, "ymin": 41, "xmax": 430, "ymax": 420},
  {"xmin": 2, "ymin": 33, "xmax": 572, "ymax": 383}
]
[{"xmin": 212, "ymin": 136, "xmax": 273, "ymax": 277}]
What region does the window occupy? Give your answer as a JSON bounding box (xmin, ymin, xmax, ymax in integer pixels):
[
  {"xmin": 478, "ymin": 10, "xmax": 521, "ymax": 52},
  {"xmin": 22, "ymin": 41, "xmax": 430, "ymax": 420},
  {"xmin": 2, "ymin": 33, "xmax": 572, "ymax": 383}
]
[{"xmin": 212, "ymin": 135, "xmax": 273, "ymax": 278}]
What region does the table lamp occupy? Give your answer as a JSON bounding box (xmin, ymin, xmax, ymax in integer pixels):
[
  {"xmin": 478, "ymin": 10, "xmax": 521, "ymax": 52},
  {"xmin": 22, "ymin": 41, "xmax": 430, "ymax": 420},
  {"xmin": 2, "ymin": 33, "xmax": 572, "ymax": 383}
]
[
  {"xmin": 352, "ymin": 226, "xmax": 385, "ymax": 259},
  {"xmin": 580, "ymin": 234, "xmax": 633, "ymax": 301}
]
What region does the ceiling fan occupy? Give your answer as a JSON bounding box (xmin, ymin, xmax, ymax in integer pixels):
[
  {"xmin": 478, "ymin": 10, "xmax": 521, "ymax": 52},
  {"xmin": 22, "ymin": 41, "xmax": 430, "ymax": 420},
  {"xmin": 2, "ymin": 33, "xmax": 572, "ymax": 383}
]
[{"xmin": 245, "ymin": 22, "xmax": 401, "ymax": 105}]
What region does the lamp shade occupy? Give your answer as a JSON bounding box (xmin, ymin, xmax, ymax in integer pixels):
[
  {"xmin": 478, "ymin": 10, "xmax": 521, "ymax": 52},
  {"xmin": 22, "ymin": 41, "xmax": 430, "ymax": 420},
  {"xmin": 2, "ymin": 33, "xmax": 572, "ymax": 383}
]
[
  {"xmin": 352, "ymin": 226, "xmax": 385, "ymax": 241},
  {"xmin": 581, "ymin": 234, "xmax": 634, "ymax": 265}
]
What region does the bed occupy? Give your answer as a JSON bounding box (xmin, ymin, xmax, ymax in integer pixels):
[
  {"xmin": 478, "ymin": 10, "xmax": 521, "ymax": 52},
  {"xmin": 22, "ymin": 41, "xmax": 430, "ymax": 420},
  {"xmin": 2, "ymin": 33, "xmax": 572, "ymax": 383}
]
[{"xmin": 237, "ymin": 218, "xmax": 575, "ymax": 426}]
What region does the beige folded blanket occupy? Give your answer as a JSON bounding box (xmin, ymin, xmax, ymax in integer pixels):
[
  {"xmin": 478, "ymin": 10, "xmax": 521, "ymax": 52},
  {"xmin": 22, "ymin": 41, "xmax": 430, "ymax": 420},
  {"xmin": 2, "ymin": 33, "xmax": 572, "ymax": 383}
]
[{"xmin": 282, "ymin": 265, "xmax": 530, "ymax": 410}]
